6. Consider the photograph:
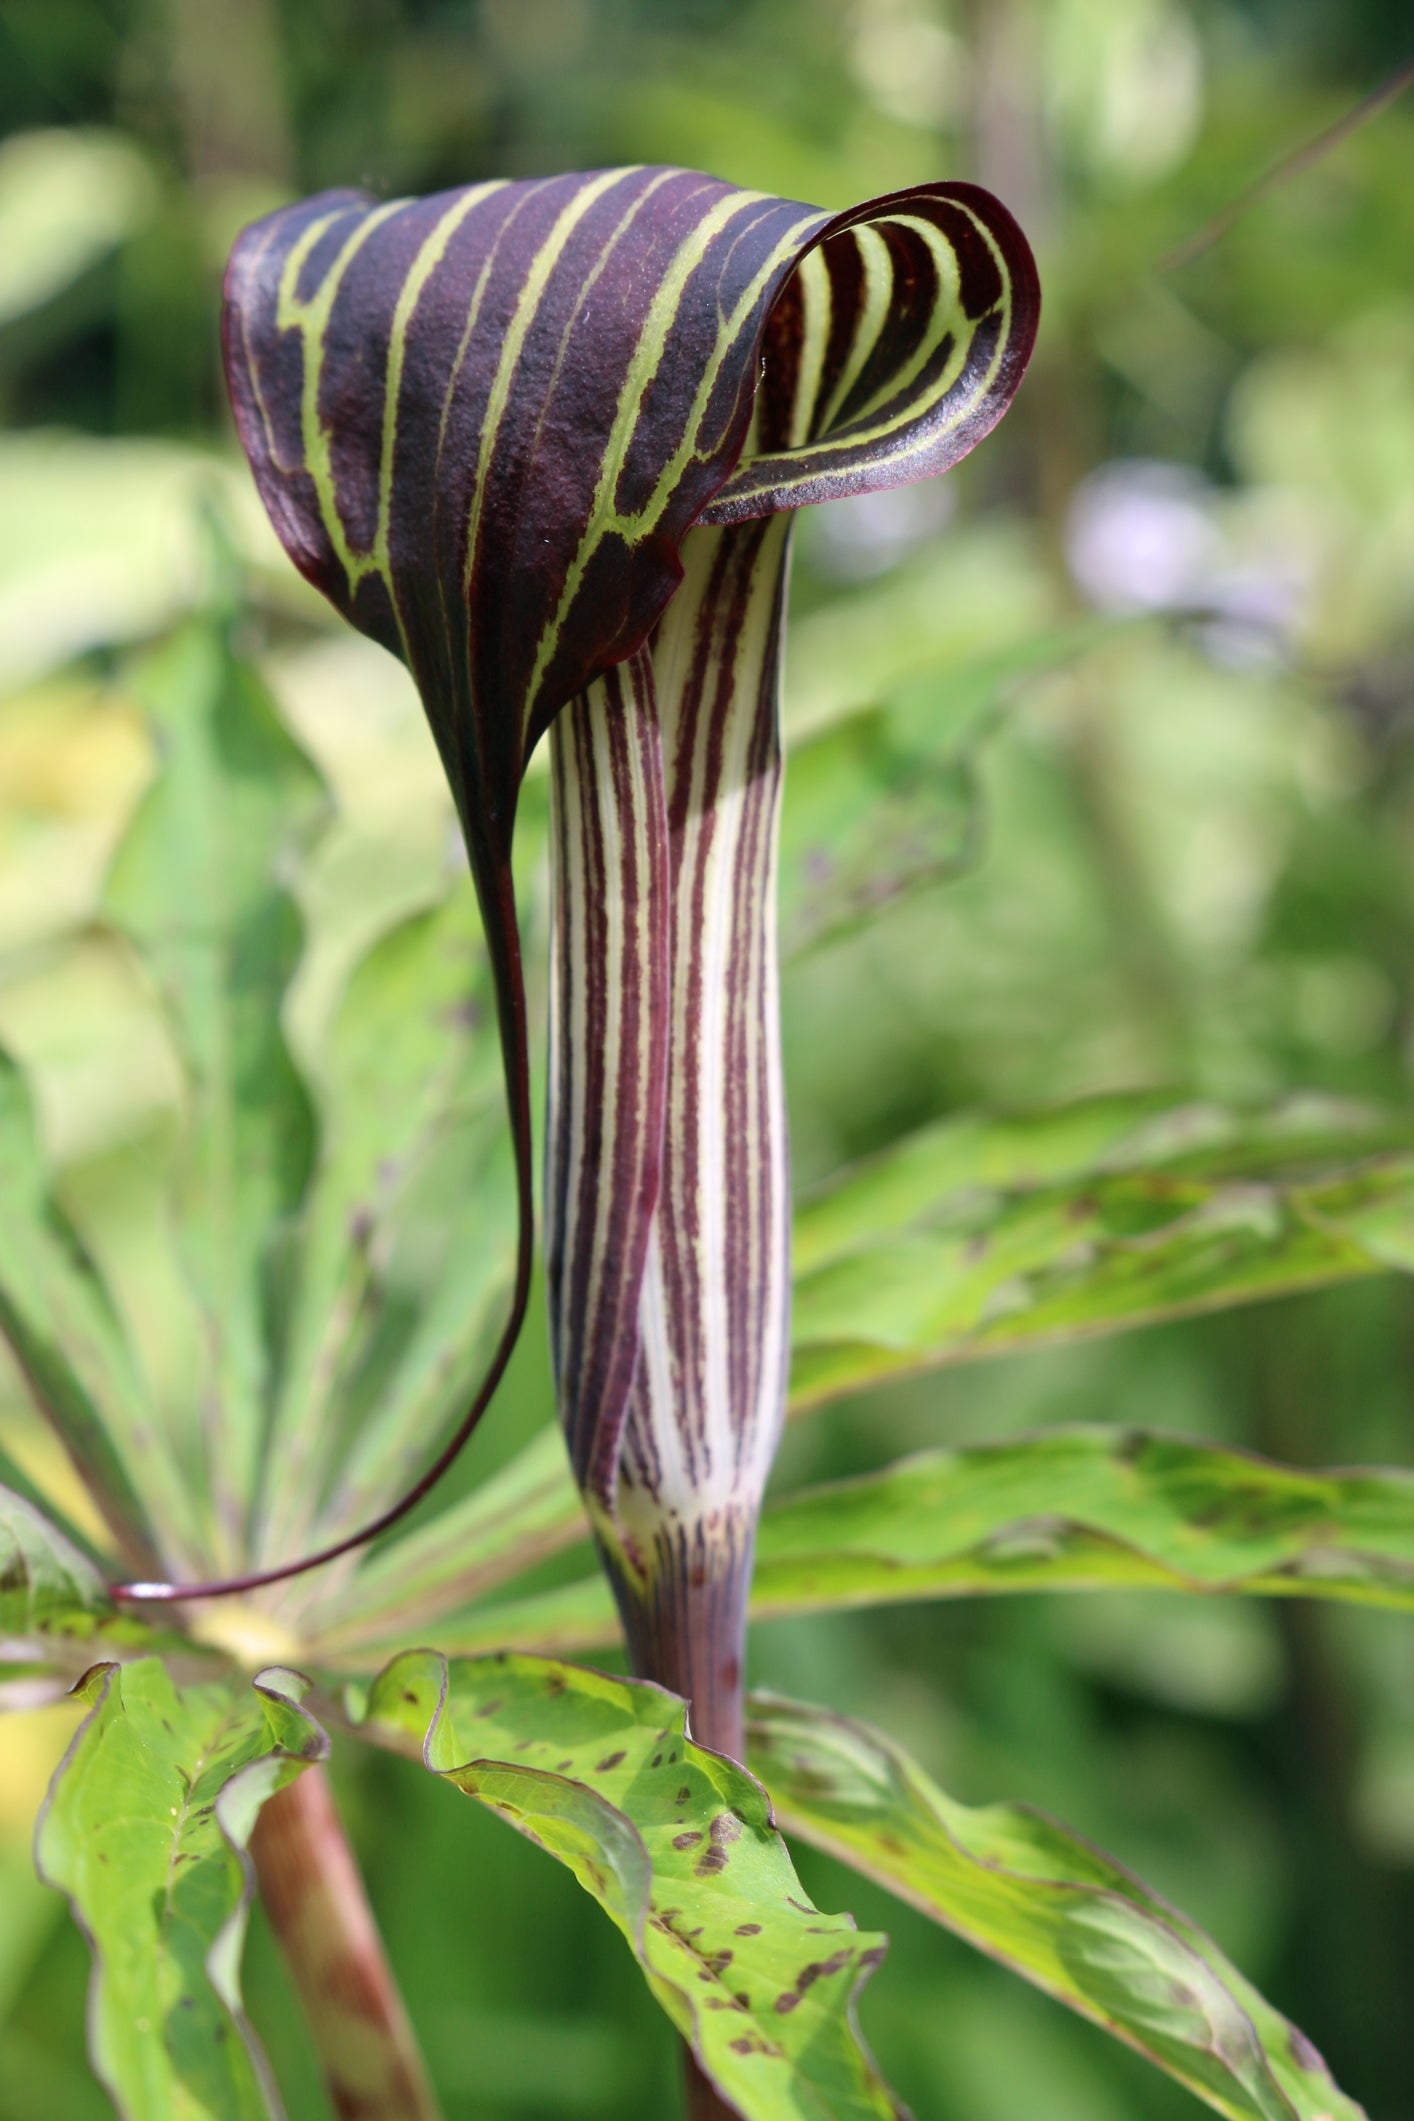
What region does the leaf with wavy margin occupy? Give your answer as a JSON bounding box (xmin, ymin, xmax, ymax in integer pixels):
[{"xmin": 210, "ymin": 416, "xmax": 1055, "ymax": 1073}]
[
  {"xmin": 362, "ymin": 1649, "xmax": 901, "ymax": 2121},
  {"xmin": 34, "ymin": 1658, "xmax": 326, "ymax": 2121},
  {"xmin": 749, "ymin": 1694, "xmax": 1366, "ymax": 2121}
]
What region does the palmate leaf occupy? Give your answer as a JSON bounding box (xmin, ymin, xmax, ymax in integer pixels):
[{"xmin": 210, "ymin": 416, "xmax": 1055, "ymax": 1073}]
[
  {"xmin": 103, "ymin": 621, "xmax": 324, "ymax": 1562},
  {"xmin": 258, "ymin": 880, "xmax": 516, "ymax": 1570},
  {"xmin": 321, "ymin": 1425, "xmax": 1414, "ymax": 1664},
  {"xmin": 294, "ymin": 1423, "xmax": 583, "ymax": 1653},
  {"xmin": 0, "ymin": 1046, "xmax": 188, "ymax": 1573},
  {"xmin": 34, "ymin": 1657, "xmax": 328, "ymax": 2121},
  {"xmin": 363, "ymin": 1650, "xmax": 901, "ymax": 2121},
  {"xmin": 293, "ymin": 1091, "xmax": 1414, "ymax": 1659},
  {"xmin": 749, "ymin": 1695, "xmax": 1365, "ymax": 2121}
]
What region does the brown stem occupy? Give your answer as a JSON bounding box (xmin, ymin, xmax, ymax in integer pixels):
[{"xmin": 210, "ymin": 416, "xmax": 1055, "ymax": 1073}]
[
  {"xmin": 249, "ymin": 1764, "xmax": 444, "ymax": 2121},
  {"xmin": 609, "ymin": 1515, "xmax": 755, "ymax": 2120}
]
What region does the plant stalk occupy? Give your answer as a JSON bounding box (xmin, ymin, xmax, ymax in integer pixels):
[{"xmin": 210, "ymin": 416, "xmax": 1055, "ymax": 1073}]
[
  {"xmin": 611, "ymin": 1518, "xmax": 756, "ymax": 2121},
  {"xmin": 249, "ymin": 1763, "xmax": 444, "ymax": 2121}
]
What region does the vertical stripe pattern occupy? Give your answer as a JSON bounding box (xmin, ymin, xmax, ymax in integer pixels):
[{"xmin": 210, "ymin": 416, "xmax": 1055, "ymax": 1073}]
[
  {"xmin": 217, "ymin": 163, "xmax": 1037, "ymax": 1594},
  {"xmin": 545, "ymin": 519, "xmax": 791, "ymax": 1566}
]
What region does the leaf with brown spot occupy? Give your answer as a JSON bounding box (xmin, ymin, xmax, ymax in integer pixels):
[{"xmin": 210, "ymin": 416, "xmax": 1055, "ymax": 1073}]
[
  {"xmin": 751, "ymin": 1692, "xmax": 1367, "ymax": 2121},
  {"xmin": 35, "ymin": 1658, "xmax": 327, "ymax": 2121},
  {"xmin": 361, "ymin": 1650, "xmax": 900, "ymax": 2121}
]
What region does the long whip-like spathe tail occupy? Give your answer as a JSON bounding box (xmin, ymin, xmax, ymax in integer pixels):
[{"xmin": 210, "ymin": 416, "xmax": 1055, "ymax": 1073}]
[{"xmin": 113, "ymin": 856, "xmax": 536, "ymax": 1601}]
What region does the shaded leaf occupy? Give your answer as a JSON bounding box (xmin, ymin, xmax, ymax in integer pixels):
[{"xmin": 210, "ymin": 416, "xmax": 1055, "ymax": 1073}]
[
  {"xmin": 363, "ymin": 1650, "xmax": 900, "ymax": 2121},
  {"xmin": 749, "ymin": 1694, "xmax": 1366, "ymax": 2121},
  {"xmin": 35, "ymin": 1658, "xmax": 327, "ymax": 2121}
]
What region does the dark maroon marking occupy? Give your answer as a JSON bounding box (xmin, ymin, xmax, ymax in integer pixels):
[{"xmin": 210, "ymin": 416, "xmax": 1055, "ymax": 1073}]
[
  {"xmin": 594, "ymin": 1751, "xmax": 626, "ymax": 1773},
  {"xmin": 811, "ymin": 229, "xmax": 868, "ymax": 438}
]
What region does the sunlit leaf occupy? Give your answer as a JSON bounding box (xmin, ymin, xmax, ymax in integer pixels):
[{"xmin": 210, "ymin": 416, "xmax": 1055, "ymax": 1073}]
[
  {"xmin": 102, "ymin": 621, "xmax": 324, "ymax": 1562},
  {"xmin": 0, "ymin": 129, "xmax": 155, "ymax": 327},
  {"xmin": 35, "ymin": 1658, "xmax": 327, "ymax": 2121},
  {"xmin": 0, "ymin": 1481, "xmax": 118, "ymax": 1643},
  {"xmin": 0, "ymin": 1047, "xmax": 187, "ymax": 1571},
  {"xmin": 791, "ymin": 1096, "xmax": 1414, "ymax": 1409},
  {"xmin": 295, "ymin": 1424, "xmax": 583, "ymax": 1655},
  {"xmin": 749, "ymin": 1694, "xmax": 1366, "ymax": 2121},
  {"xmin": 747, "ymin": 1428, "xmax": 1414, "ymax": 1615},
  {"xmin": 0, "ymin": 434, "xmax": 311, "ymax": 696},
  {"xmin": 363, "ymin": 1650, "xmax": 901, "ymax": 2121},
  {"xmin": 337, "ymin": 1423, "xmax": 1414, "ymax": 1664},
  {"xmin": 263, "ymin": 884, "xmax": 518, "ymax": 1568},
  {"xmin": 779, "ymin": 618, "xmax": 1123, "ymax": 955}
]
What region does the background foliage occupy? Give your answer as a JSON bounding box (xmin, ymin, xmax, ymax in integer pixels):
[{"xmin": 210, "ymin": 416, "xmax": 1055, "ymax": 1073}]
[{"xmin": 2, "ymin": 0, "xmax": 1414, "ymax": 2115}]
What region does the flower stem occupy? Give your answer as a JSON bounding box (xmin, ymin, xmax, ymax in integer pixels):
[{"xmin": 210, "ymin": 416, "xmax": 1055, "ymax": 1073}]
[
  {"xmin": 249, "ymin": 1764, "xmax": 443, "ymax": 2121},
  {"xmin": 611, "ymin": 1516, "xmax": 755, "ymax": 1762},
  {"xmin": 610, "ymin": 1518, "xmax": 755, "ymax": 2121}
]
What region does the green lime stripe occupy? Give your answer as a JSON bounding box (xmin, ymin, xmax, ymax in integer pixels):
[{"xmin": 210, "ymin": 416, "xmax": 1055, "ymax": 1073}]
[
  {"xmin": 461, "ymin": 168, "xmax": 639, "ymax": 638},
  {"xmin": 374, "ymin": 182, "xmax": 507, "ymax": 646},
  {"xmin": 524, "ymin": 196, "xmax": 827, "ymax": 718},
  {"xmin": 278, "ymin": 198, "xmax": 406, "ymax": 591}
]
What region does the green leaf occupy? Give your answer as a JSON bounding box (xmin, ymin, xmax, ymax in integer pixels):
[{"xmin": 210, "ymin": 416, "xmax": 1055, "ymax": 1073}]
[
  {"xmin": 0, "ymin": 1046, "xmax": 182, "ymax": 1569},
  {"xmin": 748, "ymin": 1427, "xmax": 1414, "ymax": 1615},
  {"xmin": 778, "ymin": 619, "xmax": 1121, "ymax": 956},
  {"xmin": 0, "ymin": 1481, "xmax": 117, "ymax": 1641},
  {"xmin": 35, "ymin": 1657, "xmax": 327, "ymax": 2121},
  {"xmin": 342, "ymin": 1423, "xmax": 1414, "ymax": 1664},
  {"xmin": 778, "ymin": 703, "xmax": 981, "ymax": 958},
  {"xmin": 363, "ymin": 1650, "xmax": 901, "ymax": 2121},
  {"xmin": 103, "ymin": 621, "xmax": 325, "ymax": 1560},
  {"xmin": 793, "ymin": 1091, "xmax": 1405, "ymax": 1278},
  {"xmin": 749, "ymin": 1695, "xmax": 1366, "ymax": 2121},
  {"xmin": 261, "ymin": 885, "xmax": 515, "ymax": 1567},
  {"xmin": 303, "ymin": 1099, "xmax": 1414, "ymax": 1664},
  {"xmin": 790, "ymin": 1095, "xmax": 1412, "ymax": 1410},
  {"xmin": 0, "ymin": 128, "xmax": 155, "ymax": 327},
  {"xmin": 296, "ymin": 1424, "xmax": 583, "ymax": 1656},
  {"xmin": 0, "ymin": 433, "xmax": 311, "ymax": 696}
]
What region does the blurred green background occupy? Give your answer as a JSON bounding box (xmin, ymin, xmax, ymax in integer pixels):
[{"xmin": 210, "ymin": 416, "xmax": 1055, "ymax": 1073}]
[{"xmin": 3, "ymin": 0, "xmax": 1414, "ymax": 2116}]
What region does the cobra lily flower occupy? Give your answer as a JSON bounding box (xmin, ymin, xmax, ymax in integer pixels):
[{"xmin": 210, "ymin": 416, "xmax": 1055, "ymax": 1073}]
[{"xmin": 130, "ymin": 167, "xmax": 1037, "ymax": 1761}]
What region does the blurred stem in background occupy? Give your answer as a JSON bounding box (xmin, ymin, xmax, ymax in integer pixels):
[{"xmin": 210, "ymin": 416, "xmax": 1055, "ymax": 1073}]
[{"xmin": 250, "ymin": 1764, "xmax": 444, "ymax": 2121}]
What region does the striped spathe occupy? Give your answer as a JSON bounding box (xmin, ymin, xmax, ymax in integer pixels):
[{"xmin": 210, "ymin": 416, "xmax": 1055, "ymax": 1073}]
[{"xmin": 215, "ymin": 165, "xmax": 1037, "ymax": 1610}]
